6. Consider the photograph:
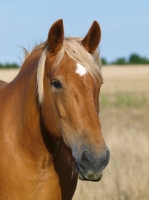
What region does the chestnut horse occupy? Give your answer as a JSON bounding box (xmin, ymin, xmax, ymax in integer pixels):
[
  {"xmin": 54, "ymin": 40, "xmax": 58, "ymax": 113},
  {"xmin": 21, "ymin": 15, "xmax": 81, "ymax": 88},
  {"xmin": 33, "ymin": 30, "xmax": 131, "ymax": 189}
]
[{"xmin": 0, "ymin": 19, "xmax": 110, "ymax": 200}]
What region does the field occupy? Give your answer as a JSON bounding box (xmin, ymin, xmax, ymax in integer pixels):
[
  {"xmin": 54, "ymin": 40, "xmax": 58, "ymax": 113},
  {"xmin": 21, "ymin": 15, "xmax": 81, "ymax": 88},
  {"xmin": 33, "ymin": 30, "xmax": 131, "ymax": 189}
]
[{"xmin": 0, "ymin": 66, "xmax": 149, "ymax": 200}]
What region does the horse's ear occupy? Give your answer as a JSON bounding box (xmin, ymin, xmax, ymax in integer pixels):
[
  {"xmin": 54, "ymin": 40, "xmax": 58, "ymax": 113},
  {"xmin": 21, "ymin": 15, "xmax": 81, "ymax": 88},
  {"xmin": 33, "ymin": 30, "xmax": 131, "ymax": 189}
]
[
  {"xmin": 82, "ymin": 21, "xmax": 101, "ymax": 53},
  {"xmin": 47, "ymin": 19, "xmax": 64, "ymax": 53}
]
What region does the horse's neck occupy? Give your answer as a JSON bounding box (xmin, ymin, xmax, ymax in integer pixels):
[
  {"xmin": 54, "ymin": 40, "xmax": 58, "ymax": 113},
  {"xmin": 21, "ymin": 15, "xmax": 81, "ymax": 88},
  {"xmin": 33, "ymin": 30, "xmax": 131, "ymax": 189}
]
[
  {"xmin": 0, "ymin": 66, "xmax": 49, "ymax": 158},
  {"xmin": 0, "ymin": 65, "xmax": 77, "ymax": 199},
  {"xmin": 0, "ymin": 66, "xmax": 70, "ymax": 167},
  {"xmin": 0, "ymin": 80, "xmax": 7, "ymax": 88}
]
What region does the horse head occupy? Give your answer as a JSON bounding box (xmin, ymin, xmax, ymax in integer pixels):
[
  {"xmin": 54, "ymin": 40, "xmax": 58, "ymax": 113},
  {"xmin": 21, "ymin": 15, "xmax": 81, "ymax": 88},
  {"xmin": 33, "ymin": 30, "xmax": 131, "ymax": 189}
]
[{"xmin": 37, "ymin": 19, "xmax": 110, "ymax": 182}]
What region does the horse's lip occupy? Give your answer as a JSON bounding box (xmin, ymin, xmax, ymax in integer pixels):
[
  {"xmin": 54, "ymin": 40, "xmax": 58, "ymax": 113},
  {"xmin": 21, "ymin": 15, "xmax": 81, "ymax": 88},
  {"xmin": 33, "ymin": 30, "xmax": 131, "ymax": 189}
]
[
  {"xmin": 75, "ymin": 163, "xmax": 86, "ymax": 180},
  {"xmin": 76, "ymin": 163, "xmax": 103, "ymax": 182},
  {"xmin": 78, "ymin": 171, "xmax": 103, "ymax": 182},
  {"xmin": 78, "ymin": 173, "xmax": 86, "ymax": 181}
]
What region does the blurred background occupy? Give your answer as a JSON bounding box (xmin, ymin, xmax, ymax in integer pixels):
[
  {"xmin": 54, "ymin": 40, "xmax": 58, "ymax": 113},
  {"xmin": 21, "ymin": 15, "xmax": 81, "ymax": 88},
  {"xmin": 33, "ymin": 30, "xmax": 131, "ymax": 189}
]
[
  {"xmin": 0, "ymin": 0, "xmax": 149, "ymax": 199},
  {"xmin": 0, "ymin": 0, "xmax": 149, "ymax": 65}
]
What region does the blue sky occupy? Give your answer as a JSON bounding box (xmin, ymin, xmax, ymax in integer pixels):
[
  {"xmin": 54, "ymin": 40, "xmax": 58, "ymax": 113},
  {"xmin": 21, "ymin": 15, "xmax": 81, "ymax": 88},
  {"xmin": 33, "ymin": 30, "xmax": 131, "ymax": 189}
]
[{"xmin": 0, "ymin": 0, "xmax": 149, "ymax": 64}]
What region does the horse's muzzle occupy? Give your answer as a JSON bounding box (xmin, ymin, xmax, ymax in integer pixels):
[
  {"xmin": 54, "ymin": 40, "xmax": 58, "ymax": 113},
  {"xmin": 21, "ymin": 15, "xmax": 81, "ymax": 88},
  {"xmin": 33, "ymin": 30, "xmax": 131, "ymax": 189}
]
[{"xmin": 75, "ymin": 148, "xmax": 110, "ymax": 181}]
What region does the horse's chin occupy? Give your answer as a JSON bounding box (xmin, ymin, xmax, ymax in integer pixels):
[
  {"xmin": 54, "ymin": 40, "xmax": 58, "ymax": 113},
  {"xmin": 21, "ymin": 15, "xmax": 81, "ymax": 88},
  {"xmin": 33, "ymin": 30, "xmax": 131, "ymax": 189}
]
[{"xmin": 78, "ymin": 171, "xmax": 103, "ymax": 182}]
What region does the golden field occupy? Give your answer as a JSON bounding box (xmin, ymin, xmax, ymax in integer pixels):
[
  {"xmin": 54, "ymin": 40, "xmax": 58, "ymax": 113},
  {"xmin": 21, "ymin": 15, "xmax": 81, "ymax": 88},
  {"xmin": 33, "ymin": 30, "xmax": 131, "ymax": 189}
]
[{"xmin": 0, "ymin": 66, "xmax": 149, "ymax": 200}]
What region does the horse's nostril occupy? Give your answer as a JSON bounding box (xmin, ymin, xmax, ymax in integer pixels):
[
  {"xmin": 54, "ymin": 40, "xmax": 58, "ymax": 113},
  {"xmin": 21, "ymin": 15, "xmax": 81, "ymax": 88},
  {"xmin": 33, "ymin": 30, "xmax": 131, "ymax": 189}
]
[{"xmin": 78, "ymin": 148, "xmax": 110, "ymax": 172}]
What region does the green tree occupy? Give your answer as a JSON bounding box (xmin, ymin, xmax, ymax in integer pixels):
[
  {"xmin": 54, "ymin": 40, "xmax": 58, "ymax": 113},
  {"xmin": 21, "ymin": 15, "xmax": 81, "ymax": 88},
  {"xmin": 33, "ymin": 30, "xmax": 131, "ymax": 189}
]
[
  {"xmin": 129, "ymin": 54, "xmax": 149, "ymax": 64},
  {"xmin": 101, "ymin": 58, "xmax": 107, "ymax": 65},
  {"xmin": 129, "ymin": 54, "xmax": 140, "ymax": 64},
  {"xmin": 111, "ymin": 58, "xmax": 127, "ymax": 65},
  {"xmin": 0, "ymin": 63, "xmax": 19, "ymax": 68}
]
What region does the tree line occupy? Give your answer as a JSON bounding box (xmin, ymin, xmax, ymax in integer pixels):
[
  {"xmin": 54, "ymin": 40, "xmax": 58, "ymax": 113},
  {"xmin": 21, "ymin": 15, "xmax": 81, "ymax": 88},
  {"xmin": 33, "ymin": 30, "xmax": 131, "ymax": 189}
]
[
  {"xmin": 0, "ymin": 53, "xmax": 149, "ymax": 68},
  {"xmin": 0, "ymin": 63, "xmax": 19, "ymax": 68},
  {"xmin": 101, "ymin": 54, "xmax": 149, "ymax": 65}
]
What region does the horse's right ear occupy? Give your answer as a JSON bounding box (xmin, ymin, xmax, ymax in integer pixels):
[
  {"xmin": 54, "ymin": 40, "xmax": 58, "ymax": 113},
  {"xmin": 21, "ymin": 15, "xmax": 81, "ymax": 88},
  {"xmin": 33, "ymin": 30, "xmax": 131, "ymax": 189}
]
[{"xmin": 47, "ymin": 19, "xmax": 64, "ymax": 53}]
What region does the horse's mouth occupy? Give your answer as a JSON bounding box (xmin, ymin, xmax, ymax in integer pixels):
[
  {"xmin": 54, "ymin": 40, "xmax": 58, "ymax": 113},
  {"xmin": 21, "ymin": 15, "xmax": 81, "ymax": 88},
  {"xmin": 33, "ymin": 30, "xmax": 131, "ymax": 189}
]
[
  {"xmin": 78, "ymin": 171, "xmax": 103, "ymax": 182},
  {"xmin": 76, "ymin": 164, "xmax": 103, "ymax": 182},
  {"xmin": 78, "ymin": 172, "xmax": 87, "ymax": 181}
]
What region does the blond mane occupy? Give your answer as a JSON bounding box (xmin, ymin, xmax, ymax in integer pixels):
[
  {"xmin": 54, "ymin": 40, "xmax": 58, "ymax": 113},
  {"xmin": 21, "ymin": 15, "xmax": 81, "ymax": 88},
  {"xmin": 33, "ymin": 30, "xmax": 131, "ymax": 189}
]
[{"xmin": 36, "ymin": 37, "xmax": 103, "ymax": 104}]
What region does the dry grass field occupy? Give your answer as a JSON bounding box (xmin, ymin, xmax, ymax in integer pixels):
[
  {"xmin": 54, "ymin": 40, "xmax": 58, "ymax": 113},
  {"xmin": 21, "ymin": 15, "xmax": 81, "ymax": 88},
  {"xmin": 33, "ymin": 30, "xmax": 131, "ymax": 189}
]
[{"xmin": 0, "ymin": 65, "xmax": 149, "ymax": 200}]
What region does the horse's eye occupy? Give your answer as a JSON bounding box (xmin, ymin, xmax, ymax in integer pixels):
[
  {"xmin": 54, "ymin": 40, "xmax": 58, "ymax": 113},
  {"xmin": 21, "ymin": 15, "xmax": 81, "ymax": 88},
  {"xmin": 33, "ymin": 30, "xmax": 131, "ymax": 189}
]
[{"xmin": 51, "ymin": 80, "xmax": 62, "ymax": 89}]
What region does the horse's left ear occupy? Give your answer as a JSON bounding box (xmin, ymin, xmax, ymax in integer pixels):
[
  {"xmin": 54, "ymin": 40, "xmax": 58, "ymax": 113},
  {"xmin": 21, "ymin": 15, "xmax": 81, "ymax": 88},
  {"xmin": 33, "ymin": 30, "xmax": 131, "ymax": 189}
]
[
  {"xmin": 47, "ymin": 19, "xmax": 64, "ymax": 53},
  {"xmin": 82, "ymin": 21, "xmax": 101, "ymax": 53}
]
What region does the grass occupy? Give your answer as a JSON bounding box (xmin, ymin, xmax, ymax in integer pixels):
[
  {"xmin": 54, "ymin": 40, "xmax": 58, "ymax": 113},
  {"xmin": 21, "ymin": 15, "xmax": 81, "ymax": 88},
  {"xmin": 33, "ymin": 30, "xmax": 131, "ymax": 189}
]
[{"xmin": 100, "ymin": 93, "xmax": 148, "ymax": 108}]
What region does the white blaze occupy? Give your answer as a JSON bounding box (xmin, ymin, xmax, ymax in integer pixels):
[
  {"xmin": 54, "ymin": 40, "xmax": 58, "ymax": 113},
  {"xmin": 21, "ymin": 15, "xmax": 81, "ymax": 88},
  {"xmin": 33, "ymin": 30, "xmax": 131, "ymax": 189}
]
[{"xmin": 76, "ymin": 63, "xmax": 87, "ymax": 76}]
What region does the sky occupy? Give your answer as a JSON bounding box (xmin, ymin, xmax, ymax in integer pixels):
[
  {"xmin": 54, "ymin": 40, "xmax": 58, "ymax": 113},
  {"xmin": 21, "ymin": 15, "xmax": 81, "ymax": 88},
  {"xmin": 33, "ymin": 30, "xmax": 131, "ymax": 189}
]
[{"xmin": 0, "ymin": 0, "xmax": 149, "ymax": 64}]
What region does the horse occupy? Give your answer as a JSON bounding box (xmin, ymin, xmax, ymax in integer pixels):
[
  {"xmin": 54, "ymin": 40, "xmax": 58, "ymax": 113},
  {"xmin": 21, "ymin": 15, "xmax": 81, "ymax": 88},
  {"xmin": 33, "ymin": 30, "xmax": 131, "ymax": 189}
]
[
  {"xmin": 0, "ymin": 19, "xmax": 110, "ymax": 200},
  {"xmin": 0, "ymin": 80, "xmax": 7, "ymax": 88}
]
